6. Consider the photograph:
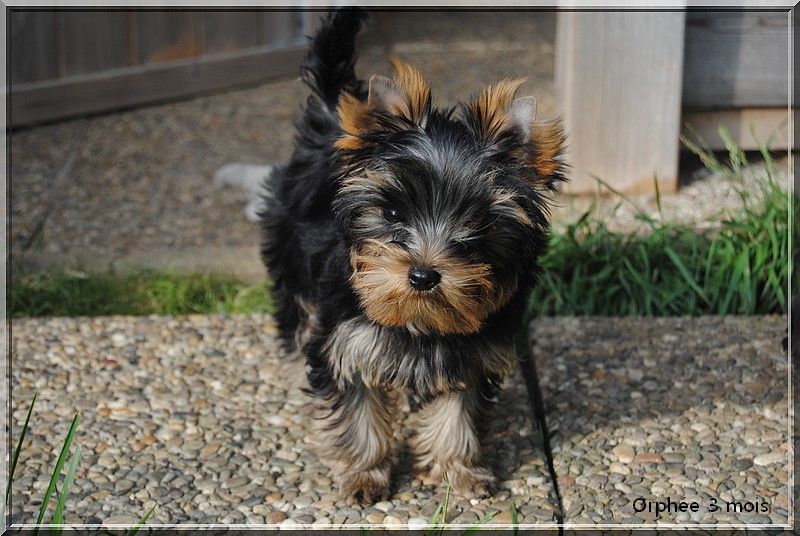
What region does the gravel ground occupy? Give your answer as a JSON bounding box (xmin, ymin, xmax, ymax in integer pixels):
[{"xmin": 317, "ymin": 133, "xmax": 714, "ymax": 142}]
[
  {"xmin": 533, "ymin": 316, "xmax": 790, "ymax": 526},
  {"xmin": 10, "ymin": 314, "xmax": 558, "ymax": 527},
  {"xmin": 10, "ymin": 314, "xmax": 790, "ymax": 528}
]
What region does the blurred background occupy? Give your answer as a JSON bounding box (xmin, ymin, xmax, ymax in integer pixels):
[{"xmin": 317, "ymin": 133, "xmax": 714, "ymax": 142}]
[{"xmin": 9, "ymin": 9, "xmax": 793, "ymax": 311}]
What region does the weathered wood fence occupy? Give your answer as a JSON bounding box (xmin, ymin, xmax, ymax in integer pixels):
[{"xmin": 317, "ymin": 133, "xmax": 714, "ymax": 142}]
[
  {"xmin": 11, "ymin": 11, "xmax": 321, "ymax": 126},
  {"xmin": 557, "ymin": 10, "xmax": 790, "ymax": 194},
  {"xmin": 11, "ymin": 10, "xmax": 791, "ymax": 195}
]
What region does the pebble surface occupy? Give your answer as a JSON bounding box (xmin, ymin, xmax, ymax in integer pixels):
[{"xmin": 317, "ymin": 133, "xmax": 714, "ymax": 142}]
[
  {"xmin": 532, "ymin": 315, "xmax": 790, "ymax": 526},
  {"xmin": 11, "ymin": 314, "xmax": 558, "ymax": 527},
  {"xmin": 10, "ymin": 314, "xmax": 789, "ymax": 528}
]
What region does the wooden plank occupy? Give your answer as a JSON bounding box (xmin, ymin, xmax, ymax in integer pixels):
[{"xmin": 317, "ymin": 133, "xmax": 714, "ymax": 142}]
[
  {"xmin": 302, "ymin": 11, "xmax": 325, "ymax": 39},
  {"xmin": 556, "ymin": 12, "xmax": 685, "ymax": 194},
  {"xmin": 683, "ymin": 12, "xmax": 788, "ymax": 110},
  {"xmin": 60, "ymin": 11, "xmax": 128, "ymax": 76},
  {"xmin": 10, "ymin": 11, "xmax": 58, "ymax": 85},
  {"xmin": 136, "ymin": 11, "xmax": 201, "ymax": 64},
  {"xmin": 261, "ymin": 11, "xmax": 297, "ymax": 46},
  {"xmin": 682, "ymin": 108, "xmax": 789, "ymax": 151},
  {"xmin": 126, "ymin": 11, "xmax": 140, "ymax": 66},
  {"xmin": 11, "ymin": 44, "xmax": 307, "ymax": 127},
  {"xmin": 202, "ymin": 11, "xmax": 260, "ymax": 54}
]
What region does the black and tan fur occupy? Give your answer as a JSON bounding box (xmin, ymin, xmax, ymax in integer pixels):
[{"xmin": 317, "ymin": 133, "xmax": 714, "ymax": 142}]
[{"xmin": 260, "ymin": 9, "xmax": 566, "ymax": 501}]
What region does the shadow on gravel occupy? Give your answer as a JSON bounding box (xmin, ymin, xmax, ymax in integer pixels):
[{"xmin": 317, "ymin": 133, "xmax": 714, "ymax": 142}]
[
  {"xmin": 530, "ymin": 316, "xmax": 789, "ymax": 524},
  {"xmin": 533, "ymin": 316, "xmax": 787, "ymax": 442}
]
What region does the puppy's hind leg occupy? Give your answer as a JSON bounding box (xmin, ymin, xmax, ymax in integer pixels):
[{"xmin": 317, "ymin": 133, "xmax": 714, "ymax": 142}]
[{"xmin": 279, "ymin": 297, "xmax": 319, "ymax": 390}]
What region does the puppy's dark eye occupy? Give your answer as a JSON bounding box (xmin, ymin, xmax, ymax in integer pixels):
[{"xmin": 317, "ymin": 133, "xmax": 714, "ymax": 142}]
[{"xmin": 382, "ymin": 207, "xmax": 403, "ymax": 223}]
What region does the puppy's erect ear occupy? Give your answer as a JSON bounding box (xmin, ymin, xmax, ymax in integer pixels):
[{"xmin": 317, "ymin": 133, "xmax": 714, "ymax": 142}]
[
  {"xmin": 386, "ymin": 59, "xmax": 431, "ymax": 126},
  {"xmin": 466, "ymin": 80, "xmax": 567, "ymax": 189},
  {"xmin": 466, "ymin": 78, "xmax": 525, "ymax": 140},
  {"xmin": 528, "ymin": 117, "xmax": 568, "ymax": 189},
  {"xmin": 366, "ymin": 75, "xmax": 404, "ymax": 114},
  {"xmin": 336, "ymin": 59, "xmax": 431, "ymax": 151},
  {"xmin": 508, "ymin": 96, "xmax": 537, "ymax": 141}
]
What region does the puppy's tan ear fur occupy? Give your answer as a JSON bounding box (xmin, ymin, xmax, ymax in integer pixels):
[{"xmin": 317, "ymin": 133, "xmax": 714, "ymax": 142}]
[
  {"xmin": 467, "ymin": 78, "xmax": 525, "ymax": 140},
  {"xmin": 468, "ymin": 79, "xmax": 567, "ymax": 189},
  {"xmin": 529, "ymin": 117, "xmax": 568, "ymax": 187},
  {"xmin": 336, "ymin": 59, "xmax": 431, "ymax": 151},
  {"xmin": 337, "ymin": 93, "xmax": 374, "ymax": 151},
  {"xmin": 366, "ymin": 75, "xmax": 404, "ymax": 114},
  {"xmin": 387, "ymin": 59, "xmax": 431, "ymax": 126}
]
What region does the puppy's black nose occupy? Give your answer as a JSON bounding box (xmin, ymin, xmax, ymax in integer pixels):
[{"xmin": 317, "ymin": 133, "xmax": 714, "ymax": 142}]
[{"xmin": 408, "ymin": 266, "xmax": 441, "ymax": 291}]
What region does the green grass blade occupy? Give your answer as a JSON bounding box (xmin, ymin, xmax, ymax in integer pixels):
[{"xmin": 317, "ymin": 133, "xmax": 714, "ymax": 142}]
[
  {"xmin": 510, "ymin": 501, "xmax": 518, "ymax": 535},
  {"xmin": 438, "ymin": 481, "xmax": 452, "ymax": 536},
  {"xmin": 51, "ymin": 444, "xmax": 82, "ymax": 532},
  {"xmin": 430, "ymin": 503, "xmax": 443, "ymax": 525},
  {"xmin": 34, "ymin": 413, "xmax": 80, "ymax": 530},
  {"xmin": 720, "ymin": 250, "xmax": 745, "ymax": 315},
  {"xmin": 681, "ymin": 132, "xmax": 723, "ymax": 174},
  {"xmin": 766, "ymin": 270, "xmax": 786, "ymax": 309},
  {"xmin": 4, "ymin": 391, "xmax": 38, "ymax": 518},
  {"xmin": 127, "ymin": 504, "xmax": 156, "ymax": 536},
  {"xmin": 653, "ymin": 175, "xmax": 663, "ymax": 219},
  {"xmin": 460, "ymin": 511, "xmax": 497, "ymax": 535},
  {"xmin": 753, "ymin": 125, "xmax": 778, "ymax": 181},
  {"xmin": 664, "ymin": 246, "xmax": 709, "ymax": 305},
  {"xmin": 426, "ymin": 503, "xmax": 444, "ymax": 536},
  {"xmin": 736, "ymin": 249, "xmax": 754, "ymax": 314},
  {"xmin": 719, "ymin": 126, "xmax": 748, "ymax": 176},
  {"xmin": 590, "ymin": 174, "xmax": 657, "ymax": 228}
]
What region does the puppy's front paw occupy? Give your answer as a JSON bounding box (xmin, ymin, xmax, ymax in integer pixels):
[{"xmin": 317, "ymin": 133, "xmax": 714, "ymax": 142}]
[
  {"xmin": 340, "ymin": 466, "xmax": 391, "ymax": 503},
  {"xmin": 422, "ymin": 463, "xmax": 497, "ymax": 499}
]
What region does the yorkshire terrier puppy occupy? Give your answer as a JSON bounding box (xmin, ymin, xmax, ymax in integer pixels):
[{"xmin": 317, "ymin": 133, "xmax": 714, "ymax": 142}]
[{"xmin": 261, "ymin": 9, "xmax": 566, "ymax": 501}]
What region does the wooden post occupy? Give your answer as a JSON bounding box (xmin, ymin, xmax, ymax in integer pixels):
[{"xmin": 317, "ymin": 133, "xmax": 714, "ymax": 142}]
[{"xmin": 556, "ymin": 12, "xmax": 686, "ymax": 195}]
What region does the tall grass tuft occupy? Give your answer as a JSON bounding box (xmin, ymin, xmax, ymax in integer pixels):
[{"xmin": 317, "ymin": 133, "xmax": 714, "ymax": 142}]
[{"xmin": 530, "ymin": 129, "xmax": 794, "ymax": 316}]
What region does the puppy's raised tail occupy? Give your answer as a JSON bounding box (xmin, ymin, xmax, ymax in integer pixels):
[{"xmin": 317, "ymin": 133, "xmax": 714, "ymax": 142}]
[{"xmin": 300, "ymin": 9, "xmax": 368, "ymax": 112}]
